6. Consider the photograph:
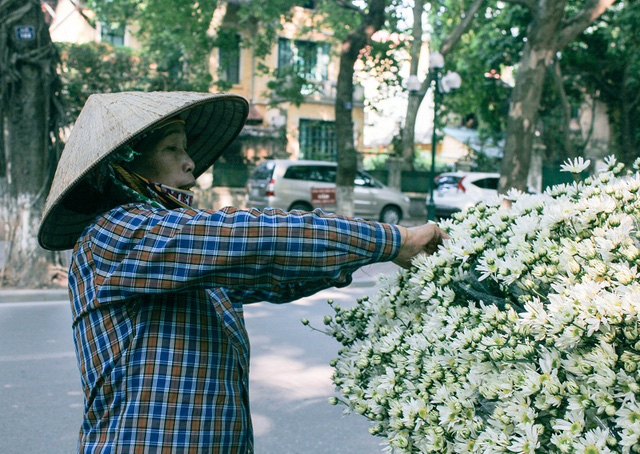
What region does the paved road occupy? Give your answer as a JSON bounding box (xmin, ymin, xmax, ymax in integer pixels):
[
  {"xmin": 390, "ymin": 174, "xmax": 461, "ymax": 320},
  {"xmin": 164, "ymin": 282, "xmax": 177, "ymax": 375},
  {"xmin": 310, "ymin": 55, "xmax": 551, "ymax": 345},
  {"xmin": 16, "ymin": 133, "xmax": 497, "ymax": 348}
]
[{"xmin": 0, "ymin": 262, "xmax": 400, "ymax": 453}]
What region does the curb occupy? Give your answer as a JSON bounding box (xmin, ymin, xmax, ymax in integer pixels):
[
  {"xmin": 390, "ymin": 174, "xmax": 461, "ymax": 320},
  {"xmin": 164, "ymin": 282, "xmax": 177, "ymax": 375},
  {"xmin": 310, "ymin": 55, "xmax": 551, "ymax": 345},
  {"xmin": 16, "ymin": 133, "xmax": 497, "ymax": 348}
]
[{"xmin": 0, "ymin": 289, "xmax": 69, "ymax": 304}]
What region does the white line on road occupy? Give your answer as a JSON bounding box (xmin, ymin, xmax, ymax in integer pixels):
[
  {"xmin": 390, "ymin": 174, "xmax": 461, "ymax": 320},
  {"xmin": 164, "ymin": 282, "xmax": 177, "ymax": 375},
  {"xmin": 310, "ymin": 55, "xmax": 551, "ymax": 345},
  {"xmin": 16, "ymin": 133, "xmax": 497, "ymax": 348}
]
[{"xmin": 0, "ymin": 351, "xmax": 76, "ymax": 362}]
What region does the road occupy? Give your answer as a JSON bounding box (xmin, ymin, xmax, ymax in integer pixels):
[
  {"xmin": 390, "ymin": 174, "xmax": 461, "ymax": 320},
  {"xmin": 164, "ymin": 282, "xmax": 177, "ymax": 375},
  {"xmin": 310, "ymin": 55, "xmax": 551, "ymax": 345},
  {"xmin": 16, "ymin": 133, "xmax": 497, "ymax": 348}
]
[{"xmin": 0, "ymin": 262, "xmax": 400, "ymax": 453}]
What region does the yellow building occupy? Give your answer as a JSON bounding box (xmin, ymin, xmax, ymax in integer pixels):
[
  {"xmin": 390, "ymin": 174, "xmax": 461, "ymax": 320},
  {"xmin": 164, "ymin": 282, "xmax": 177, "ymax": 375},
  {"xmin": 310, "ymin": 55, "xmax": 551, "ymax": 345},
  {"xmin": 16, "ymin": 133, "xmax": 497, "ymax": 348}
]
[
  {"xmin": 47, "ymin": 0, "xmax": 140, "ymax": 48},
  {"xmin": 209, "ymin": 1, "xmax": 365, "ymax": 165}
]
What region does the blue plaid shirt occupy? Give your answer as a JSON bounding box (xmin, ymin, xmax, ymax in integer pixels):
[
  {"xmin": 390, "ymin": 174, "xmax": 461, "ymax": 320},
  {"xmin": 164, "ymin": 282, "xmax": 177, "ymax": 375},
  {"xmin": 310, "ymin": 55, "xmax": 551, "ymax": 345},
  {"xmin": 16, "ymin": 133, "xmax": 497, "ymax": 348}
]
[{"xmin": 68, "ymin": 204, "xmax": 401, "ymax": 453}]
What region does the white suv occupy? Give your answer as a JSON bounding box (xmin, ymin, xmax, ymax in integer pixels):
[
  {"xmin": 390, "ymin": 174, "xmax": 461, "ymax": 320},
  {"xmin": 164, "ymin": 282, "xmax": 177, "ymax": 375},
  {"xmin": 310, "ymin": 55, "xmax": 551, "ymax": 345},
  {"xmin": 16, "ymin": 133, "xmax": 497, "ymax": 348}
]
[
  {"xmin": 429, "ymin": 171, "xmax": 501, "ymax": 218},
  {"xmin": 245, "ymin": 160, "xmax": 411, "ymax": 224}
]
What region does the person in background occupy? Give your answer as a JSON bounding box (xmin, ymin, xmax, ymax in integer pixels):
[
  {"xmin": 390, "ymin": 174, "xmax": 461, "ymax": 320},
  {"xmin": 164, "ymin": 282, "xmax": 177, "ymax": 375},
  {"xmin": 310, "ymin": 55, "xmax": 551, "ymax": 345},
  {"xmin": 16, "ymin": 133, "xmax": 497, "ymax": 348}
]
[{"xmin": 38, "ymin": 91, "xmax": 447, "ymax": 453}]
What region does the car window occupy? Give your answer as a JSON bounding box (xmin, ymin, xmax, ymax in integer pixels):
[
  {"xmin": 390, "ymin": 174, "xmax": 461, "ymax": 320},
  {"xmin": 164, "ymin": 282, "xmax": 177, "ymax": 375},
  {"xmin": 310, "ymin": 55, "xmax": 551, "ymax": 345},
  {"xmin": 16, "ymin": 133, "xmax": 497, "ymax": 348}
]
[
  {"xmin": 435, "ymin": 175, "xmax": 462, "ymax": 189},
  {"xmin": 355, "ymin": 171, "xmax": 376, "ymax": 188},
  {"xmin": 319, "ymin": 166, "xmax": 337, "ymax": 183},
  {"xmin": 251, "ymin": 161, "xmax": 275, "ymax": 180},
  {"xmin": 284, "ymin": 165, "xmax": 310, "ymax": 180},
  {"xmin": 284, "ymin": 165, "xmax": 336, "ymax": 182},
  {"xmin": 473, "ymin": 177, "xmax": 499, "ymax": 190}
]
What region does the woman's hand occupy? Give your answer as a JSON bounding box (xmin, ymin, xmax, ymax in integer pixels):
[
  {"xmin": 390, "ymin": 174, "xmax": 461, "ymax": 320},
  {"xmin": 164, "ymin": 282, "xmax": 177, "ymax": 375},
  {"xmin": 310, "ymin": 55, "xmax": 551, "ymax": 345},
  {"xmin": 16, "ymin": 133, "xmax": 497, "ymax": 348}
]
[{"xmin": 393, "ymin": 224, "xmax": 449, "ymax": 269}]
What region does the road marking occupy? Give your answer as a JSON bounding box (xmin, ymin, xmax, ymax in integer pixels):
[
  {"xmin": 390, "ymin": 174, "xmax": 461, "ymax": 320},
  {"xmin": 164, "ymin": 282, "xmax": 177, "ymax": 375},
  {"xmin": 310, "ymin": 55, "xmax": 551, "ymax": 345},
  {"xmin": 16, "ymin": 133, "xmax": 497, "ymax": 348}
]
[
  {"xmin": 0, "ymin": 351, "xmax": 76, "ymax": 362},
  {"xmin": 0, "ymin": 300, "xmax": 69, "ymax": 307}
]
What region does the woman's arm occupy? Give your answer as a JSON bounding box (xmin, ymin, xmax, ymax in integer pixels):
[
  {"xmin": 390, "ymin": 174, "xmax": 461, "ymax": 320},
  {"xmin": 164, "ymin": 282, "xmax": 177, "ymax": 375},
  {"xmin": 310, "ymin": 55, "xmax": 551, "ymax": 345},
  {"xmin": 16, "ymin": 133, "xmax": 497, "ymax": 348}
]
[{"xmin": 77, "ymin": 205, "xmax": 402, "ymax": 304}]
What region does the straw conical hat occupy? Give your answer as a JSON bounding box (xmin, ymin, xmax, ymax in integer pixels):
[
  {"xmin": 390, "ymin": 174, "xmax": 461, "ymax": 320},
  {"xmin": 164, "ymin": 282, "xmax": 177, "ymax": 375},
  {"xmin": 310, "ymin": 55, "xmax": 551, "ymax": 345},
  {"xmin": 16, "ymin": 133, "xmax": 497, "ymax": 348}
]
[{"xmin": 38, "ymin": 91, "xmax": 249, "ymax": 251}]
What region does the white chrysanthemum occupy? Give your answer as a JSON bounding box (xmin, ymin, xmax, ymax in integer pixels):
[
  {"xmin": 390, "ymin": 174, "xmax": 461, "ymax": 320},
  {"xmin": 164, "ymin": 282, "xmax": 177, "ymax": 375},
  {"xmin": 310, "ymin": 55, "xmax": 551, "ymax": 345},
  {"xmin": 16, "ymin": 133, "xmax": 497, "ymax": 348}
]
[
  {"xmin": 321, "ymin": 157, "xmax": 640, "ymax": 453},
  {"xmin": 560, "ymin": 156, "xmax": 591, "ymax": 174}
]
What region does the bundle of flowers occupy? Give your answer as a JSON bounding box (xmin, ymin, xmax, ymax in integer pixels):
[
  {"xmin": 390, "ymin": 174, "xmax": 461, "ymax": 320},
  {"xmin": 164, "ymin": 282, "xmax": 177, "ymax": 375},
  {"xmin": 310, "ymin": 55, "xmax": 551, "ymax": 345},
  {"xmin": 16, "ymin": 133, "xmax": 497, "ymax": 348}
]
[{"xmin": 321, "ymin": 157, "xmax": 640, "ymax": 453}]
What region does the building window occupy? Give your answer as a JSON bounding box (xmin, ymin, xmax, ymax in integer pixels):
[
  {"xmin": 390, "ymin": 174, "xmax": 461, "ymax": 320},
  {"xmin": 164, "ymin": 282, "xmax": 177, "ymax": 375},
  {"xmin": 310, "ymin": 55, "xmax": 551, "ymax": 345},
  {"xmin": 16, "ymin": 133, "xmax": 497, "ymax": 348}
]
[
  {"xmin": 100, "ymin": 23, "xmax": 125, "ymax": 46},
  {"xmin": 278, "ymin": 38, "xmax": 329, "ymax": 82},
  {"xmin": 296, "ymin": 0, "xmax": 316, "ymax": 9},
  {"xmin": 219, "ymin": 33, "xmax": 241, "ymax": 85},
  {"xmin": 299, "ymin": 119, "xmax": 337, "ymax": 161}
]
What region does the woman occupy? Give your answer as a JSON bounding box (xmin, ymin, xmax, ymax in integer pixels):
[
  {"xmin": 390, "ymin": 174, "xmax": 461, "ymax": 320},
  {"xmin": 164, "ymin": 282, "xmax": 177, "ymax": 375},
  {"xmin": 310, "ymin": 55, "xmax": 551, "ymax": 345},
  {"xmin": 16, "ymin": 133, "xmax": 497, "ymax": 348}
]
[{"xmin": 38, "ymin": 91, "xmax": 446, "ymax": 453}]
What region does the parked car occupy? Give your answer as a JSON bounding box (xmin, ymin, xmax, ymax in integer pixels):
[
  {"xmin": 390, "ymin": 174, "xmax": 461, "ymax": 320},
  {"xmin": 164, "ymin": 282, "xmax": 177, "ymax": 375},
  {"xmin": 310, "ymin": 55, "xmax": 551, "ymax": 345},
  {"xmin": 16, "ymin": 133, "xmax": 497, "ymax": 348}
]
[
  {"xmin": 428, "ymin": 171, "xmax": 501, "ymax": 218},
  {"xmin": 245, "ymin": 159, "xmax": 411, "ymax": 224}
]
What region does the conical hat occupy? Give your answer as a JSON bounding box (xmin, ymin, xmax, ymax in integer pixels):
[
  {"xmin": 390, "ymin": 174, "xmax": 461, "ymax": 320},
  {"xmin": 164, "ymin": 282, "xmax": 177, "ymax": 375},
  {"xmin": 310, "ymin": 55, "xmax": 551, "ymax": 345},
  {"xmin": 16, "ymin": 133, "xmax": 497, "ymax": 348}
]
[{"xmin": 38, "ymin": 91, "xmax": 249, "ymax": 251}]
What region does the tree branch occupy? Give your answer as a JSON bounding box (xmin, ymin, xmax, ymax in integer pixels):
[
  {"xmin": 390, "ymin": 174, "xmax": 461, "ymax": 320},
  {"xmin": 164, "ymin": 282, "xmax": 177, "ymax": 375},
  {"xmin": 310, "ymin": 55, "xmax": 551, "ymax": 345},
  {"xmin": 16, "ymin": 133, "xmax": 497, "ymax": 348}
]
[
  {"xmin": 414, "ymin": 0, "xmax": 486, "ymax": 96},
  {"xmin": 440, "ymin": 0, "xmax": 487, "ymax": 56},
  {"xmin": 556, "ymin": 0, "xmax": 617, "ymax": 50},
  {"xmin": 552, "ymin": 60, "xmax": 578, "ymax": 161}
]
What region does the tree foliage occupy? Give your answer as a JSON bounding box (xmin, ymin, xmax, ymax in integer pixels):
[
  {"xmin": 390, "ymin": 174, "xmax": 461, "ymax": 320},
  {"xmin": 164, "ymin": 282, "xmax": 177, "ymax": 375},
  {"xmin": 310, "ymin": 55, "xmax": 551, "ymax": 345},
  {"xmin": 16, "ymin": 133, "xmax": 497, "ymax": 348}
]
[
  {"xmin": 89, "ymin": 0, "xmax": 216, "ymax": 90},
  {"xmin": 58, "ymin": 42, "xmax": 154, "ymax": 121},
  {"xmin": 561, "ymin": 2, "xmax": 640, "ymax": 163},
  {"xmin": 436, "ymin": 2, "xmax": 529, "ymax": 140},
  {"xmin": 423, "ymin": 0, "xmax": 621, "ymax": 191},
  {"xmin": 441, "ymin": 0, "xmax": 638, "ymax": 166}
]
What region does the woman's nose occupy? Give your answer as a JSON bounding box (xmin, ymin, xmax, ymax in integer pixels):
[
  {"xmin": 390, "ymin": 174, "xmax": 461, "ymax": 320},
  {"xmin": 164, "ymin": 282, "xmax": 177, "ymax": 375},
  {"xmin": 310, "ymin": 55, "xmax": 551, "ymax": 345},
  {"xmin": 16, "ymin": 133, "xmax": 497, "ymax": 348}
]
[{"xmin": 182, "ymin": 151, "xmax": 195, "ymax": 173}]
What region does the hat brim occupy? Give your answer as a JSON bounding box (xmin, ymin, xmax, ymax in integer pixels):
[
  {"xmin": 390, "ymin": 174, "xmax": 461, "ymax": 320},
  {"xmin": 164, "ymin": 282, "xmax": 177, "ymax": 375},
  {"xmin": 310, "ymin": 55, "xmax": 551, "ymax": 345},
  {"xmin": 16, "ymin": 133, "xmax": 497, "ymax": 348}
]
[{"xmin": 38, "ymin": 91, "xmax": 249, "ymax": 251}]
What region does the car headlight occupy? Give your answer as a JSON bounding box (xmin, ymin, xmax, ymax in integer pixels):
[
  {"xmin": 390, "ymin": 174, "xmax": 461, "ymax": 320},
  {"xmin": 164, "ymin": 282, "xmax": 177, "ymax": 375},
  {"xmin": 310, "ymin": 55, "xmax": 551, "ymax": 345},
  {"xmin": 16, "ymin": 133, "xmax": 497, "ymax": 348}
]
[{"xmin": 402, "ymin": 195, "xmax": 410, "ymax": 203}]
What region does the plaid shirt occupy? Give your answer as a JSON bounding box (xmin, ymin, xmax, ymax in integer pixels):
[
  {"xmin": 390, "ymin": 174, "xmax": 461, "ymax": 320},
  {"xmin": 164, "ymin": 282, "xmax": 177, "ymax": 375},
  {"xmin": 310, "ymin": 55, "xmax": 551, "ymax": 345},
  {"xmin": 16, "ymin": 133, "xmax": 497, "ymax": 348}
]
[{"xmin": 68, "ymin": 204, "xmax": 400, "ymax": 453}]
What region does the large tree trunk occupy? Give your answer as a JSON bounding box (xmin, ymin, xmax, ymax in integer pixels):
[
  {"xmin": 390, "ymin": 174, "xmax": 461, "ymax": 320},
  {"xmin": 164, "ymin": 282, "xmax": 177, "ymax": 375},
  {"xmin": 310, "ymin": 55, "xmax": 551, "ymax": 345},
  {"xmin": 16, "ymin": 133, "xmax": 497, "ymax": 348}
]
[
  {"xmin": 0, "ymin": 0, "xmax": 63, "ymax": 287},
  {"xmin": 498, "ymin": 39, "xmax": 558, "ymax": 191},
  {"xmin": 499, "ymin": 0, "xmax": 617, "ymax": 192},
  {"xmin": 335, "ymin": 0, "xmax": 386, "ymax": 217}
]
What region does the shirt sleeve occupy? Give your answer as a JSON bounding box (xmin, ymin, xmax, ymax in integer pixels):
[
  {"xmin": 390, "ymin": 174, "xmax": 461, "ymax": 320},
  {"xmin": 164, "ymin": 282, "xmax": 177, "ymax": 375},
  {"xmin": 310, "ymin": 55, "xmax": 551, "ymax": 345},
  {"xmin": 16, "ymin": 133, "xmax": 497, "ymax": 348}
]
[{"xmin": 75, "ymin": 205, "xmax": 401, "ymax": 304}]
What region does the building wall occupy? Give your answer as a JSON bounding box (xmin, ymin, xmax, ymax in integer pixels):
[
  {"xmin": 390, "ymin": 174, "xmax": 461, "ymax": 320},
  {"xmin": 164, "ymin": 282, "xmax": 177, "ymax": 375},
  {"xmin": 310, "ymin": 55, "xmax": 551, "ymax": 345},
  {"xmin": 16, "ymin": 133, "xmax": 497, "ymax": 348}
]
[
  {"xmin": 49, "ymin": 0, "xmax": 140, "ymax": 47},
  {"xmin": 48, "ymin": 0, "xmax": 96, "ymax": 43},
  {"xmin": 209, "ymin": 2, "xmax": 365, "ymax": 161}
]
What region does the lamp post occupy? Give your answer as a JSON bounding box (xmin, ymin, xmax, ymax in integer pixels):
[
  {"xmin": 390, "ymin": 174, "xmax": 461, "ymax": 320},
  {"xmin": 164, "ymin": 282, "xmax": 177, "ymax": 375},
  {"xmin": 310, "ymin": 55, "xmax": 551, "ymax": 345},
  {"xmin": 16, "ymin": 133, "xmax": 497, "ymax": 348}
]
[{"xmin": 425, "ymin": 52, "xmax": 461, "ymax": 221}]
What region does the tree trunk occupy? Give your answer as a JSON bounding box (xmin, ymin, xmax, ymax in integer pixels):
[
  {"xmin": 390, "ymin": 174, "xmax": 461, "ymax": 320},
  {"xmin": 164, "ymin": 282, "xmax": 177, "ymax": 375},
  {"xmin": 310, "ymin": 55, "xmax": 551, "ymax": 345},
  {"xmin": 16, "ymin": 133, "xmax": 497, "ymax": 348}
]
[
  {"xmin": 500, "ymin": 0, "xmax": 617, "ymax": 192},
  {"xmin": 335, "ymin": 0, "xmax": 386, "ymax": 217},
  {"xmin": 619, "ymin": 66, "xmax": 636, "ymax": 165},
  {"xmin": 400, "ymin": 0, "xmax": 486, "ymax": 171},
  {"xmin": 499, "ymin": 38, "xmax": 557, "ymax": 192},
  {"xmin": 400, "ymin": 0, "xmax": 424, "ymax": 169},
  {"xmin": 0, "ymin": 0, "xmax": 63, "ymax": 287}
]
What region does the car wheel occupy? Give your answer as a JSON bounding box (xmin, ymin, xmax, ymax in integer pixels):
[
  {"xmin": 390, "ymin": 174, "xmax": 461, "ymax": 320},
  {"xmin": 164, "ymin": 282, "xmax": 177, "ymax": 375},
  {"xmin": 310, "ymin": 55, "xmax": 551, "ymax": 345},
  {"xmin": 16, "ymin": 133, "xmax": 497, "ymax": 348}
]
[
  {"xmin": 289, "ymin": 202, "xmax": 313, "ymax": 212},
  {"xmin": 380, "ymin": 206, "xmax": 401, "ymax": 224}
]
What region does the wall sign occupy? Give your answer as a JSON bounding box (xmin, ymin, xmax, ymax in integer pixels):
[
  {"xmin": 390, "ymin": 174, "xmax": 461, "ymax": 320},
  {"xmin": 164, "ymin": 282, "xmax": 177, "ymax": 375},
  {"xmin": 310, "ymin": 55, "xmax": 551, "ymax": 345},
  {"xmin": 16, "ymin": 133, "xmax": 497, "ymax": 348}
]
[{"xmin": 15, "ymin": 26, "xmax": 35, "ymax": 41}]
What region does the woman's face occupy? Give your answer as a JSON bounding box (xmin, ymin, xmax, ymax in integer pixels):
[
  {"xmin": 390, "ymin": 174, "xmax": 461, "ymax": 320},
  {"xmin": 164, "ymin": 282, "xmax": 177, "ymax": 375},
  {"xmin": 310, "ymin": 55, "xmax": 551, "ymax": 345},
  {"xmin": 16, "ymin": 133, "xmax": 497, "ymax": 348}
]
[{"xmin": 129, "ymin": 123, "xmax": 196, "ymax": 190}]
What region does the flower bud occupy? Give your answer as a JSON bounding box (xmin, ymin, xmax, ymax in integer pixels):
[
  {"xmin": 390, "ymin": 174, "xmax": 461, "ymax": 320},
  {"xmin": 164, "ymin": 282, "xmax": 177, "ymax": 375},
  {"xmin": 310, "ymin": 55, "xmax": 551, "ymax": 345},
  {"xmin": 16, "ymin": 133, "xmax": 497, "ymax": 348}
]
[
  {"xmin": 624, "ymin": 326, "xmax": 638, "ymax": 341},
  {"xmin": 568, "ymin": 260, "xmax": 581, "ymax": 275},
  {"xmin": 565, "ymin": 380, "xmax": 579, "ymax": 394}
]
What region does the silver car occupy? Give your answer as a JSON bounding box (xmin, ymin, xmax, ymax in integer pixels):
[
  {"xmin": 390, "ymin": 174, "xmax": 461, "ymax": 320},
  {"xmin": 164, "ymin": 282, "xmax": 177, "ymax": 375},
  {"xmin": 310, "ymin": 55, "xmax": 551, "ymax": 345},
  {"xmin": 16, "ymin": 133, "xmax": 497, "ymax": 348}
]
[{"xmin": 245, "ymin": 159, "xmax": 411, "ymax": 224}]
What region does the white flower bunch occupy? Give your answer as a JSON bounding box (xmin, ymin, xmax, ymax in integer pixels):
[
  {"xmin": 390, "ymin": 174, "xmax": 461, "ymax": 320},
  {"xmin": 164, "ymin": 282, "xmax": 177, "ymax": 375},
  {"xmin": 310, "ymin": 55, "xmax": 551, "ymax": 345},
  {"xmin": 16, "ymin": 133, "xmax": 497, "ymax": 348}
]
[{"xmin": 322, "ymin": 157, "xmax": 640, "ymax": 453}]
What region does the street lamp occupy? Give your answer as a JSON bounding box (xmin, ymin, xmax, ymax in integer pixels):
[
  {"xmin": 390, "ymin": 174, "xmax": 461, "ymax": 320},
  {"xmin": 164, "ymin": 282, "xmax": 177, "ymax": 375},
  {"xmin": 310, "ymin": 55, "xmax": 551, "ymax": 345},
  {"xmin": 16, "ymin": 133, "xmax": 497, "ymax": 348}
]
[{"xmin": 426, "ymin": 52, "xmax": 461, "ymax": 221}]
